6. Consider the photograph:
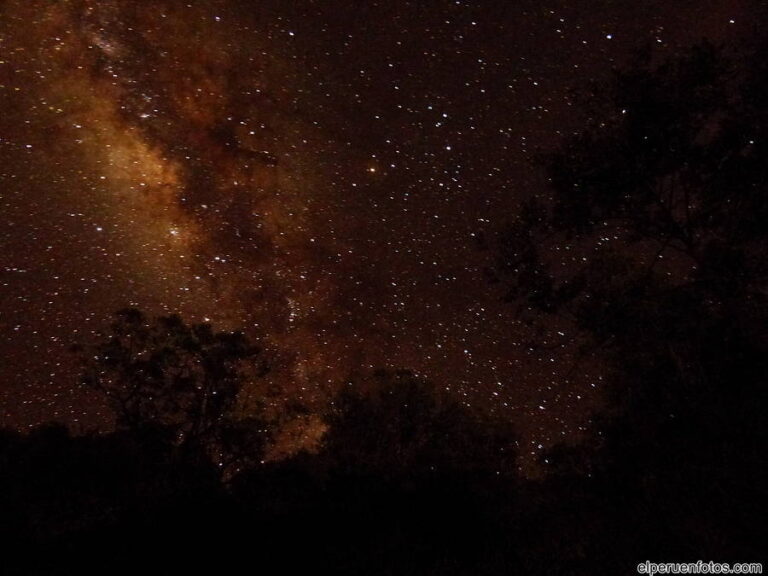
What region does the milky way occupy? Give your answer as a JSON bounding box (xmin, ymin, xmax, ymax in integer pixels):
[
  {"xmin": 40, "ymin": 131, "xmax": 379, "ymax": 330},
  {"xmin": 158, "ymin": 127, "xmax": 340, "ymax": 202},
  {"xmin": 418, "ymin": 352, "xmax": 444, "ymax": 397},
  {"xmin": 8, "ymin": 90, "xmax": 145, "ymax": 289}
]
[{"xmin": 0, "ymin": 0, "xmax": 751, "ymax": 467}]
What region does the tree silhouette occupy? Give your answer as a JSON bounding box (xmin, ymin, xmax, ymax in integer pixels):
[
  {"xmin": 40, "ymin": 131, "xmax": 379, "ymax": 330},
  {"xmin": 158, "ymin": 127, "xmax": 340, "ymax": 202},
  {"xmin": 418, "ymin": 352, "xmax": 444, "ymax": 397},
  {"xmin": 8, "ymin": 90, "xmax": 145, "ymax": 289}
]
[
  {"xmin": 498, "ymin": 39, "xmax": 768, "ymax": 561},
  {"xmin": 502, "ymin": 41, "xmax": 768, "ymax": 314},
  {"xmin": 79, "ymin": 308, "xmax": 268, "ymax": 467},
  {"xmin": 323, "ymin": 369, "xmax": 517, "ymax": 480}
]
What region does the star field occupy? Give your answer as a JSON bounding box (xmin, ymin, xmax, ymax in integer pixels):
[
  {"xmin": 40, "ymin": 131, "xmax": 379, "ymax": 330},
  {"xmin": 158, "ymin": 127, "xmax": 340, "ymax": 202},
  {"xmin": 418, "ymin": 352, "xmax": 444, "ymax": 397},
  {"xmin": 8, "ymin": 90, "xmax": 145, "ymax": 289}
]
[{"xmin": 0, "ymin": 0, "xmax": 750, "ymax": 468}]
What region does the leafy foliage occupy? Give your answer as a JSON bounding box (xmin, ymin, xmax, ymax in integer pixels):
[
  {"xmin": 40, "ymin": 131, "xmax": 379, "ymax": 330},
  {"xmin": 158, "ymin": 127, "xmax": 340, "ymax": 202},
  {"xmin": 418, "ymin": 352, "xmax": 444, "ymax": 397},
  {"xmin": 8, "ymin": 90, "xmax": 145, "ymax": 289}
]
[
  {"xmin": 498, "ymin": 39, "xmax": 768, "ymax": 566},
  {"xmin": 323, "ymin": 369, "xmax": 517, "ymax": 479},
  {"xmin": 79, "ymin": 308, "xmax": 267, "ymax": 464}
]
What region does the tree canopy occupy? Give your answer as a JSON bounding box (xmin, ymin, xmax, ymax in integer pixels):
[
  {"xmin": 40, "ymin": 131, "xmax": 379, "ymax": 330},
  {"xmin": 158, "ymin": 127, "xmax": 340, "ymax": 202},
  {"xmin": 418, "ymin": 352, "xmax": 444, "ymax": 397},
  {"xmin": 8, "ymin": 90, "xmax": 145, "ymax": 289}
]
[
  {"xmin": 497, "ymin": 39, "xmax": 768, "ymax": 562},
  {"xmin": 322, "ymin": 369, "xmax": 517, "ymax": 479},
  {"xmin": 79, "ymin": 308, "xmax": 268, "ymax": 468}
]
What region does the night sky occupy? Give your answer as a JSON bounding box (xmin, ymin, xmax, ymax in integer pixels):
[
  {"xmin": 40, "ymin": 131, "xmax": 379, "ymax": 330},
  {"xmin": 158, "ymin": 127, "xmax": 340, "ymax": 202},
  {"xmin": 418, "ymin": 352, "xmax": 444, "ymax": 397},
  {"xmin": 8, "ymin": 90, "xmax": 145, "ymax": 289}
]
[{"xmin": 0, "ymin": 0, "xmax": 751, "ymax": 466}]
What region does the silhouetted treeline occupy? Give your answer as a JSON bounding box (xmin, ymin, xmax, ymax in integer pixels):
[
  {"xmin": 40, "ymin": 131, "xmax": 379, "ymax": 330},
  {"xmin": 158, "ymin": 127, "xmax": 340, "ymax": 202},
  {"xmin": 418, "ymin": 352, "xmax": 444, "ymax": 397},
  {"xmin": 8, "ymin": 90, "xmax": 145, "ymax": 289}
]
[
  {"xmin": 3, "ymin": 38, "xmax": 767, "ymax": 574},
  {"xmin": 1, "ymin": 369, "xmax": 519, "ymax": 575},
  {"xmin": 495, "ymin": 36, "xmax": 768, "ymax": 570}
]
